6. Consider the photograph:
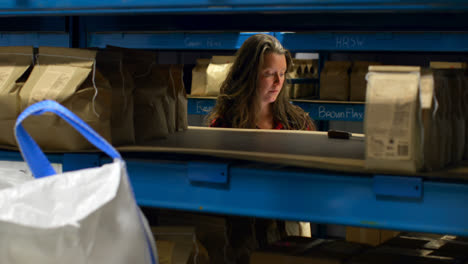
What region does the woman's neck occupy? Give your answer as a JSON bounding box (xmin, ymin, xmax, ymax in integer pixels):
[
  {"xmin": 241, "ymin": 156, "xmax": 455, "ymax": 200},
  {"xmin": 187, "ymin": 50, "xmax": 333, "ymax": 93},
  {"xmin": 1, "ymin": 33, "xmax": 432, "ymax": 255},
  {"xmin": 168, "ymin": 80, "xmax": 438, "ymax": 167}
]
[{"xmin": 257, "ymin": 103, "xmax": 274, "ymax": 129}]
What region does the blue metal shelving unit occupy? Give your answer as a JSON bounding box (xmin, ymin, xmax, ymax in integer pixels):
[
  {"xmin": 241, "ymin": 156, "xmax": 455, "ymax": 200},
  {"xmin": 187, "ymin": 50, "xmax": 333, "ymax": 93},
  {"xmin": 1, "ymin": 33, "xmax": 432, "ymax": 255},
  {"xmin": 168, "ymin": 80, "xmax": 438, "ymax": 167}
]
[
  {"xmin": 2, "ymin": 0, "xmax": 468, "ymax": 15},
  {"xmin": 0, "ymin": 0, "xmax": 467, "ymax": 236}
]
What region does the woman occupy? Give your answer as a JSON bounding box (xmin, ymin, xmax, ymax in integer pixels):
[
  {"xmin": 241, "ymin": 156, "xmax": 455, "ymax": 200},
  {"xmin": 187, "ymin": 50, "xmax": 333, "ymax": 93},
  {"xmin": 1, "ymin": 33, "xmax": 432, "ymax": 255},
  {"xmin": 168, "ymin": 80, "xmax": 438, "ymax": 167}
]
[
  {"xmin": 207, "ymin": 34, "xmax": 315, "ymax": 263},
  {"xmin": 208, "ymin": 33, "xmax": 315, "ymax": 130}
]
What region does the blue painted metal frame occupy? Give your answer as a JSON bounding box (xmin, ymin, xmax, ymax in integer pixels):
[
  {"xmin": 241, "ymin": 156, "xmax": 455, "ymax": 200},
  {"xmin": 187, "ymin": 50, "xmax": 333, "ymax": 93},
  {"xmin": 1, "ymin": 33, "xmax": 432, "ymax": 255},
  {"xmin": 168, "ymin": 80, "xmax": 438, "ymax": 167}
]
[
  {"xmin": 188, "ymin": 97, "xmax": 365, "ymax": 122},
  {"xmin": 188, "ymin": 162, "xmax": 229, "ymax": 184},
  {"xmin": 2, "ymin": 149, "xmax": 468, "ymax": 235},
  {"xmin": 0, "ymin": 33, "xmax": 69, "ymax": 47},
  {"xmin": 2, "ymin": 0, "xmax": 468, "ymax": 15},
  {"xmin": 0, "ymin": 16, "xmax": 69, "ymax": 47},
  {"xmin": 88, "ymin": 32, "xmax": 273, "ymax": 50},
  {"xmin": 126, "ymin": 159, "xmax": 468, "ymax": 236},
  {"xmin": 62, "ymin": 153, "xmax": 101, "ymax": 172},
  {"xmin": 373, "ymin": 175, "xmax": 422, "ymax": 199},
  {"xmin": 86, "ymin": 30, "xmax": 468, "ymax": 52},
  {"xmin": 0, "ymin": 150, "xmax": 63, "ymax": 165},
  {"xmin": 278, "ymin": 31, "xmax": 468, "ymax": 52}
]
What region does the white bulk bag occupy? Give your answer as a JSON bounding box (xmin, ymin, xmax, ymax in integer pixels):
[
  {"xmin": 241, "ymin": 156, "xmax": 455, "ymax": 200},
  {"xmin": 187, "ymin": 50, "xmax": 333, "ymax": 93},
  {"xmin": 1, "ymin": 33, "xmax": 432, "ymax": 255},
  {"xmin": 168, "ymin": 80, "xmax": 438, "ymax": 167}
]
[{"xmin": 0, "ymin": 100, "xmax": 158, "ymax": 264}]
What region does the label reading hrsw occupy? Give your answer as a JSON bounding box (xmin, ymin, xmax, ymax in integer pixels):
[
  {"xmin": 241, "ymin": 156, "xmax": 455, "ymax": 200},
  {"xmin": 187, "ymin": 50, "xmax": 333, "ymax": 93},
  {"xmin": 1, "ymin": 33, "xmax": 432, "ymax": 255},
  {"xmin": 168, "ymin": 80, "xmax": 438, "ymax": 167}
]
[{"xmin": 335, "ymin": 36, "xmax": 365, "ymax": 49}]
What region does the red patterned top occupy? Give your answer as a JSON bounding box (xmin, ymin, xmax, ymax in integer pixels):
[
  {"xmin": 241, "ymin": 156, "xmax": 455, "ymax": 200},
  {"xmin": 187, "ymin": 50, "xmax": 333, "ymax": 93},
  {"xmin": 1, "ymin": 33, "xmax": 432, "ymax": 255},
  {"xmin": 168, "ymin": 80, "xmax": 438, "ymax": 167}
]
[{"xmin": 210, "ymin": 117, "xmax": 285, "ymax": 129}]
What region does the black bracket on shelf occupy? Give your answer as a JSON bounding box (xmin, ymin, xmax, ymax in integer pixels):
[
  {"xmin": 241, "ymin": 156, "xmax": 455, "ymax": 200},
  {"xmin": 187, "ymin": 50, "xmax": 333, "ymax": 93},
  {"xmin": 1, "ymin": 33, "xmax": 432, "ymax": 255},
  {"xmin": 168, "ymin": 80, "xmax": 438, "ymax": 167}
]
[
  {"xmin": 187, "ymin": 161, "xmax": 229, "ymax": 188},
  {"xmin": 373, "ymin": 175, "xmax": 423, "ymax": 200}
]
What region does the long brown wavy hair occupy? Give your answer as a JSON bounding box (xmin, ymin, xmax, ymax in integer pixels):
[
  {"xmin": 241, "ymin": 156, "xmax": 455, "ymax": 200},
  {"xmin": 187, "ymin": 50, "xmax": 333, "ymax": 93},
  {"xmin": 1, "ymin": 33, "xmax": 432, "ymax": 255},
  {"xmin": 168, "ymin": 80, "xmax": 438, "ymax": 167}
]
[{"xmin": 206, "ymin": 34, "xmax": 315, "ymax": 130}]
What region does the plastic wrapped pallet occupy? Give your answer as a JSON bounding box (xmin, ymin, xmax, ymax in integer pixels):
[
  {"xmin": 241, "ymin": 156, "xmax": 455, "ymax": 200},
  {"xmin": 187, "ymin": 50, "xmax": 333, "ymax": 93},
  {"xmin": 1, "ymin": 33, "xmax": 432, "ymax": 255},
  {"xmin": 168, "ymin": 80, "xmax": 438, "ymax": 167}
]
[
  {"xmin": 0, "ymin": 46, "xmax": 33, "ymax": 148},
  {"xmin": 96, "ymin": 49, "xmax": 136, "ymax": 146},
  {"xmin": 364, "ymin": 66, "xmax": 423, "ymax": 173},
  {"xmin": 19, "ymin": 47, "xmax": 112, "ymax": 151}
]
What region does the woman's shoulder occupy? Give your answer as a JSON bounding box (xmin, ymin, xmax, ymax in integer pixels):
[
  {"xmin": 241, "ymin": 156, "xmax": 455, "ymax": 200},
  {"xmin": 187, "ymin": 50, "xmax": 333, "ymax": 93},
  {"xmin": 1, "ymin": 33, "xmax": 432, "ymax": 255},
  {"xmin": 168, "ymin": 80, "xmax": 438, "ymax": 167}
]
[
  {"xmin": 285, "ymin": 104, "xmax": 316, "ymax": 131},
  {"xmin": 210, "ymin": 117, "xmax": 231, "ymax": 128}
]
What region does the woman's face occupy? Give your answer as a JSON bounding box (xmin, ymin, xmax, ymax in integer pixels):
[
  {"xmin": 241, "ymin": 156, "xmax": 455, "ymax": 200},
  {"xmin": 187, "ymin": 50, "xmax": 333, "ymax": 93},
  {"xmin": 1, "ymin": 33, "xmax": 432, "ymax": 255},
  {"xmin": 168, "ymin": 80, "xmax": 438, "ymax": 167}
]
[{"xmin": 257, "ymin": 52, "xmax": 287, "ymax": 104}]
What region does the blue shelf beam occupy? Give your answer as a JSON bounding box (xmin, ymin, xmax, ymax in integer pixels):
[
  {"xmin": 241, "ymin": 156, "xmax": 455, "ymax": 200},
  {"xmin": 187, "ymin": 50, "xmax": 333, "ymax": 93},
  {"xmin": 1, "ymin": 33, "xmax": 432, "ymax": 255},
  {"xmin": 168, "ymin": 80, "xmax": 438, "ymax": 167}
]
[
  {"xmin": 0, "ymin": 33, "xmax": 70, "ymax": 47},
  {"xmin": 2, "ymin": 151, "xmax": 468, "ymax": 236},
  {"xmin": 88, "ymin": 32, "xmax": 272, "ymax": 50},
  {"xmin": 2, "ymin": 1, "xmax": 468, "ymax": 15},
  {"xmin": 126, "ymin": 159, "xmax": 468, "ymax": 237},
  {"xmin": 0, "ymin": 16, "xmax": 67, "ymax": 31},
  {"xmin": 86, "ymin": 30, "xmax": 468, "ymax": 52},
  {"xmin": 278, "ymin": 31, "xmax": 468, "ymax": 52},
  {"xmin": 188, "ymin": 97, "xmax": 365, "ymax": 122}
]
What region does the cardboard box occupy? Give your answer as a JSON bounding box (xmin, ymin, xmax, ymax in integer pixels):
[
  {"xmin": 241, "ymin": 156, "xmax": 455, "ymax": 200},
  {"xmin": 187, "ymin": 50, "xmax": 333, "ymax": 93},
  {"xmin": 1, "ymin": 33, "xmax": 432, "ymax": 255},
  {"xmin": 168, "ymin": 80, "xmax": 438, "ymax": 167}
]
[
  {"xmin": 346, "ymin": 226, "xmax": 400, "ymax": 246},
  {"xmin": 429, "ymin": 61, "xmax": 467, "ymax": 69},
  {"xmin": 152, "ymin": 226, "xmax": 210, "ymax": 264},
  {"xmin": 348, "ymin": 246, "xmax": 456, "ymax": 264},
  {"xmin": 156, "ymin": 210, "xmax": 227, "ymax": 264},
  {"xmin": 251, "ymin": 237, "xmax": 368, "ymax": 264}
]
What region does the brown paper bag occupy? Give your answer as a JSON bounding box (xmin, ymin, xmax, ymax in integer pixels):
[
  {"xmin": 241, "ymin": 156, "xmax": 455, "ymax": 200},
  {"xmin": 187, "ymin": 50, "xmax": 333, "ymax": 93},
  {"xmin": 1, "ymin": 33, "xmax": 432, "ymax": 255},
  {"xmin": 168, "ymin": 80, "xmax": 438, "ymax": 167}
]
[
  {"xmin": 432, "ymin": 71, "xmax": 450, "ymax": 169},
  {"xmin": 350, "ymin": 61, "xmax": 381, "ymax": 102},
  {"xmin": 96, "ymin": 50, "xmax": 135, "ymax": 146},
  {"xmin": 128, "ymin": 51, "xmax": 170, "ymax": 143},
  {"xmin": 448, "ymin": 70, "xmax": 465, "ymax": 164},
  {"xmin": 206, "ymin": 55, "xmax": 235, "ymax": 96},
  {"xmin": 430, "ymin": 62, "xmax": 468, "ymax": 165},
  {"xmin": 170, "ymin": 64, "xmax": 188, "ymax": 132},
  {"xmin": 161, "ymin": 65, "xmax": 176, "ymax": 134},
  {"xmin": 190, "ymin": 58, "xmax": 210, "ymax": 96},
  {"xmin": 320, "ymin": 61, "xmax": 351, "ymax": 101},
  {"xmin": 305, "ymin": 59, "xmax": 318, "ymax": 98},
  {"xmin": 19, "ymin": 47, "xmax": 112, "ymax": 151},
  {"xmin": 419, "ymin": 70, "xmax": 439, "ymax": 171},
  {"xmin": 365, "ymin": 66, "xmax": 423, "ymax": 173},
  {"xmin": 0, "ymin": 46, "xmax": 33, "ymax": 147},
  {"xmin": 463, "ymin": 72, "xmax": 468, "ymax": 160}
]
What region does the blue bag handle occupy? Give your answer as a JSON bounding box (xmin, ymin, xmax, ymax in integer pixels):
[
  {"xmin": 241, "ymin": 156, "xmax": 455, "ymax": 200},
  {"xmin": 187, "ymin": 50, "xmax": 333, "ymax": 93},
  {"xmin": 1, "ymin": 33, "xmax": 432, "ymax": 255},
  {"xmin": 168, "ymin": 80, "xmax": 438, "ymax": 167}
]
[{"xmin": 15, "ymin": 100, "xmax": 122, "ymax": 178}]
